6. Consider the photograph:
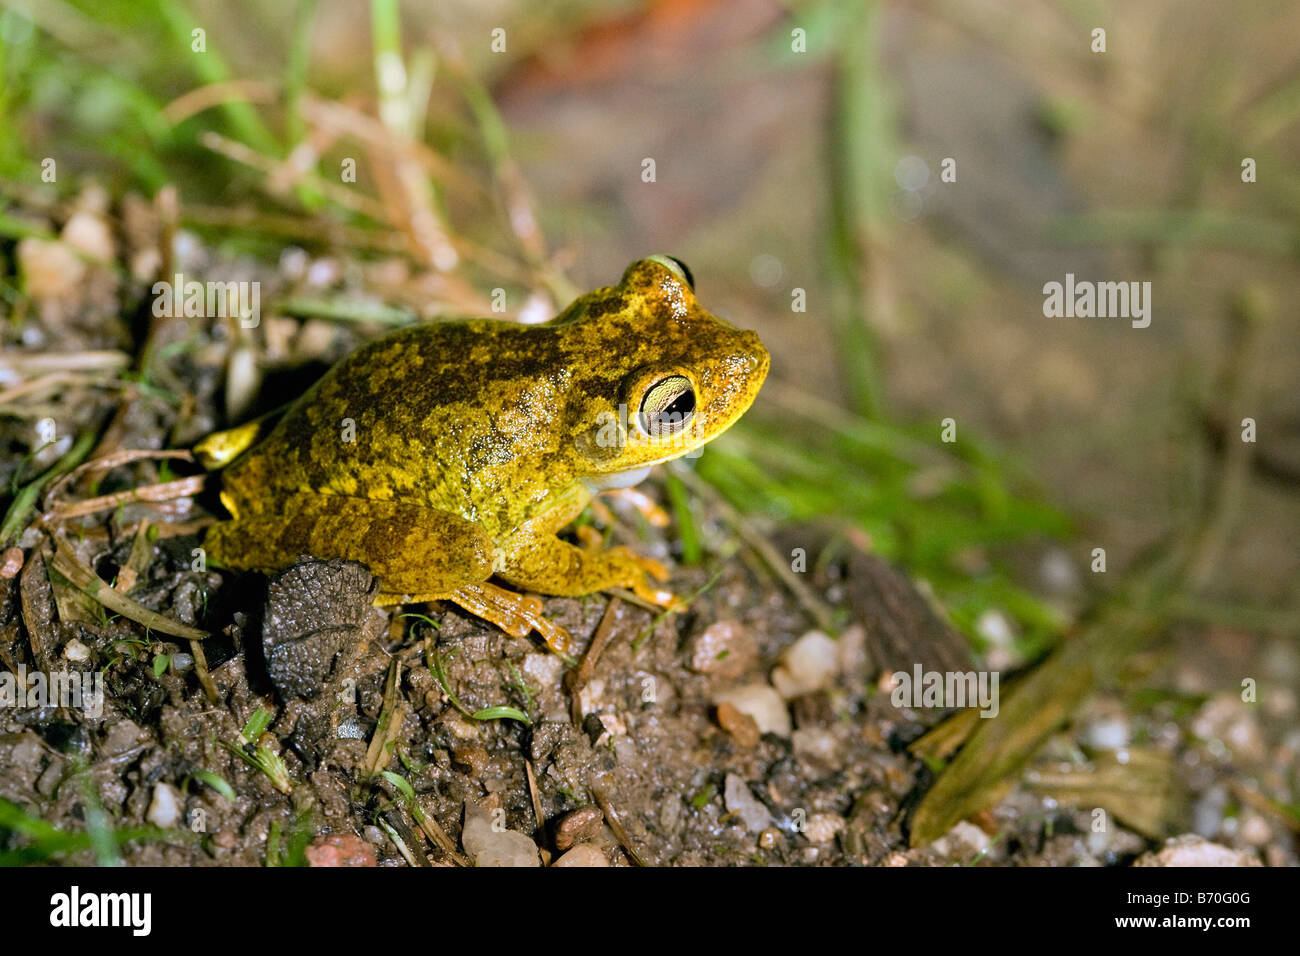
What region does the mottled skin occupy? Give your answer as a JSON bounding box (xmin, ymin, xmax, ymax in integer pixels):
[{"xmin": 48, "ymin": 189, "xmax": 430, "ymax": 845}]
[{"xmin": 203, "ymin": 257, "xmax": 769, "ymax": 650}]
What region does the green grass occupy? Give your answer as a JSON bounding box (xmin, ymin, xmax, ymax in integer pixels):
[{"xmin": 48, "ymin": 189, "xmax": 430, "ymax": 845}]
[{"xmin": 0, "ymin": 796, "xmax": 172, "ymax": 866}]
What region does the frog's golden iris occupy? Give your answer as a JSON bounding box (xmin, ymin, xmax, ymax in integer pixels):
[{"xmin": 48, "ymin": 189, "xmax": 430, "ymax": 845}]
[{"xmin": 200, "ymin": 257, "xmax": 769, "ymax": 651}]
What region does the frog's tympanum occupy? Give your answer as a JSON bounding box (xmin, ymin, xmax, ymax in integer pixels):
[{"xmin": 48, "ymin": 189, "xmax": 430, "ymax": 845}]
[{"xmin": 201, "ymin": 257, "xmax": 769, "ymax": 652}]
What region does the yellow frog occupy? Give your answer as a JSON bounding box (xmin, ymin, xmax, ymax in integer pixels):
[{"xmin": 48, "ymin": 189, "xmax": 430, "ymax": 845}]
[{"xmin": 199, "ymin": 257, "xmax": 769, "ymax": 653}]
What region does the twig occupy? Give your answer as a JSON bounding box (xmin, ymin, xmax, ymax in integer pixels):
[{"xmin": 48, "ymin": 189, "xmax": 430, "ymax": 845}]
[
  {"xmin": 44, "ymin": 475, "xmax": 206, "ymax": 523},
  {"xmin": 41, "ymin": 449, "xmax": 194, "ymax": 512},
  {"xmin": 1187, "ymin": 291, "xmax": 1271, "ymax": 589},
  {"xmin": 48, "ymin": 534, "xmax": 207, "ymax": 641},
  {"xmin": 362, "ymin": 659, "xmax": 404, "ymax": 779},
  {"xmin": 524, "ymin": 758, "xmax": 545, "ymax": 838},
  {"xmin": 591, "ymin": 780, "xmax": 646, "ymax": 867}
]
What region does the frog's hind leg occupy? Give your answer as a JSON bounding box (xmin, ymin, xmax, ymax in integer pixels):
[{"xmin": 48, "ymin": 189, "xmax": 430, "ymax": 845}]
[{"xmin": 205, "ymin": 492, "xmax": 495, "ymax": 596}]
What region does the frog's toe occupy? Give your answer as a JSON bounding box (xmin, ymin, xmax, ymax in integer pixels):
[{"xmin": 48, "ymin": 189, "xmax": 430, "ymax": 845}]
[
  {"xmin": 574, "ymin": 525, "xmax": 604, "ymax": 552},
  {"xmin": 449, "ymin": 581, "xmax": 572, "ymax": 655},
  {"xmin": 631, "ymin": 578, "xmax": 678, "ymax": 609},
  {"xmin": 606, "ymin": 547, "xmax": 676, "ymax": 607},
  {"xmin": 602, "ymin": 487, "xmax": 671, "ymax": 528},
  {"xmin": 635, "ymin": 554, "xmax": 671, "ymax": 583}
]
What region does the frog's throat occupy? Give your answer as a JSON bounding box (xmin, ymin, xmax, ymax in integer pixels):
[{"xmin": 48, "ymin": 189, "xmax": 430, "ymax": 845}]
[{"xmin": 582, "ymin": 465, "xmax": 651, "ymax": 492}]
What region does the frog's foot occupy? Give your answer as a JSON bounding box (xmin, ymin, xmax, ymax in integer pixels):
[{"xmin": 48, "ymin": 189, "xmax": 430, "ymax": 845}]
[
  {"xmin": 498, "ymin": 530, "xmax": 678, "ymax": 612},
  {"xmin": 374, "ymin": 583, "xmax": 571, "ymax": 654},
  {"xmin": 449, "ymin": 582, "xmax": 572, "ymax": 655},
  {"xmin": 622, "ymin": 550, "xmax": 677, "ymax": 608},
  {"xmin": 600, "ymin": 487, "xmax": 671, "ymax": 528}
]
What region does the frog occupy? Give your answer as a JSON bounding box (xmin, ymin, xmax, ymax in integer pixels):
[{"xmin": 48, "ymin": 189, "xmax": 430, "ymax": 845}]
[{"xmin": 199, "ymin": 256, "xmax": 769, "ymax": 654}]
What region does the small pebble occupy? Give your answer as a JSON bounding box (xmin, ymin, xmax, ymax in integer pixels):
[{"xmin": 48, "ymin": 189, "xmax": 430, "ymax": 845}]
[
  {"xmin": 1134, "ymin": 834, "xmax": 1262, "ymax": 867},
  {"xmin": 1083, "ymin": 715, "xmax": 1130, "ymax": 751},
  {"xmin": 62, "ymin": 639, "xmax": 91, "ymax": 662},
  {"xmin": 462, "ymin": 804, "xmax": 540, "ymax": 867},
  {"xmin": 337, "ymin": 716, "xmax": 367, "ymax": 739},
  {"xmin": 690, "ymin": 620, "xmax": 756, "ymax": 678},
  {"xmin": 523, "ymin": 652, "xmax": 564, "ymax": 689},
  {"xmin": 452, "ymin": 743, "xmax": 490, "ymax": 775},
  {"xmin": 714, "ymin": 683, "xmax": 791, "ymax": 737},
  {"xmin": 278, "ymin": 246, "xmax": 309, "ymax": 280},
  {"xmin": 946, "ymin": 820, "xmax": 990, "ymax": 855},
  {"xmin": 17, "ymin": 238, "xmax": 84, "ymax": 301},
  {"xmin": 1239, "ymin": 813, "xmax": 1272, "ymax": 848},
  {"xmin": 1192, "ymin": 695, "xmax": 1266, "ymax": 762},
  {"xmin": 716, "ymin": 701, "xmax": 760, "ymax": 748},
  {"xmin": 724, "ymin": 773, "xmax": 773, "ymax": 833},
  {"xmin": 771, "ymin": 631, "xmax": 838, "ymax": 699},
  {"xmin": 306, "ymin": 257, "xmax": 341, "ymax": 287},
  {"xmin": 146, "ymin": 783, "xmax": 181, "ymax": 828},
  {"xmin": 804, "ymin": 813, "xmax": 845, "ymax": 845},
  {"xmin": 551, "ymin": 843, "xmax": 609, "ymax": 867},
  {"xmin": 555, "ymin": 806, "xmax": 604, "ymax": 851},
  {"xmin": 792, "ymin": 726, "xmax": 840, "ymax": 765},
  {"xmin": 305, "ymin": 833, "xmax": 377, "ymax": 867},
  {"xmin": 0, "ymin": 547, "xmax": 24, "ymax": 579},
  {"xmin": 61, "ymin": 209, "xmax": 115, "ymax": 262}
]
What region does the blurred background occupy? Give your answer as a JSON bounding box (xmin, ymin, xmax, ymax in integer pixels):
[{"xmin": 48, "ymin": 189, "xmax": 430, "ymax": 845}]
[{"xmin": 2, "ymin": 0, "xmax": 1297, "ymax": 674}]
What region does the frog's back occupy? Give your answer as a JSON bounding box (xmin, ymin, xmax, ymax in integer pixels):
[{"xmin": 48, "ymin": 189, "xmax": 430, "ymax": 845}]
[{"xmin": 223, "ymin": 319, "xmax": 567, "ymax": 523}]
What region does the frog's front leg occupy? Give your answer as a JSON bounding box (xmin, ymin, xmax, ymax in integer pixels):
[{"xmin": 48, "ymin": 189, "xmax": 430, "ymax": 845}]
[{"xmin": 497, "ymin": 526, "xmax": 675, "ymax": 608}]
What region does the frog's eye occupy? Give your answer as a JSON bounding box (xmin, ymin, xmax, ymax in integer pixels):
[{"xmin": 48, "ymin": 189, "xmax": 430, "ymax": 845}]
[
  {"xmin": 646, "ymin": 254, "xmax": 695, "ymax": 291},
  {"xmin": 637, "ymin": 375, "xmax": 696, "ymax": 437}
]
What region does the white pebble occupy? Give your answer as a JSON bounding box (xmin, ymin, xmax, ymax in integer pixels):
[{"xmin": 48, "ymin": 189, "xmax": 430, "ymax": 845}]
[
  {"xmin": 804, "ymin": 813, "xmax": 845, "ymax": 844},
  {"xmin": 461, "ymin": 806, "xmax": 539, "ymax": 867},
  {"xmin": 146, "ymin": 783, "xmax": 182, "ymax": 828},
  {"xmin": 724, "ymin": 774, "xmax": 772, "ymax": 833},
  {"xmin": 771, "ymin": 631, "xmax": 838, "ymax": 699},
  {"xmin": 522, "ymin": 652, "xmax": 563, "ymax": 689},
  {"xmin": 714, "ymin": 683, "xmax": 791, "ymax": 737},
  {"xmin": 1083, "ymin": 715, "xmax": 1130, "ymax": 751},
  {"xmin": 1134, "ymin": 834, "xmax": 1262, "ymax": 867}
]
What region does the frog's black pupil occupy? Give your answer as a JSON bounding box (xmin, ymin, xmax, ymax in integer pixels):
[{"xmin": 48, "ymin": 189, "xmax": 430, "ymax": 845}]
[
  {"xmin": 640, "ymin": 385, "xmax": 696, "ymax": 434},
  {"xmin": 666, "ymin": 389, "xmax": 696, "ymax": 418},
  {"xmin": 667, "ymin": 256, "xmax": 695, "ymax": 290}
]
